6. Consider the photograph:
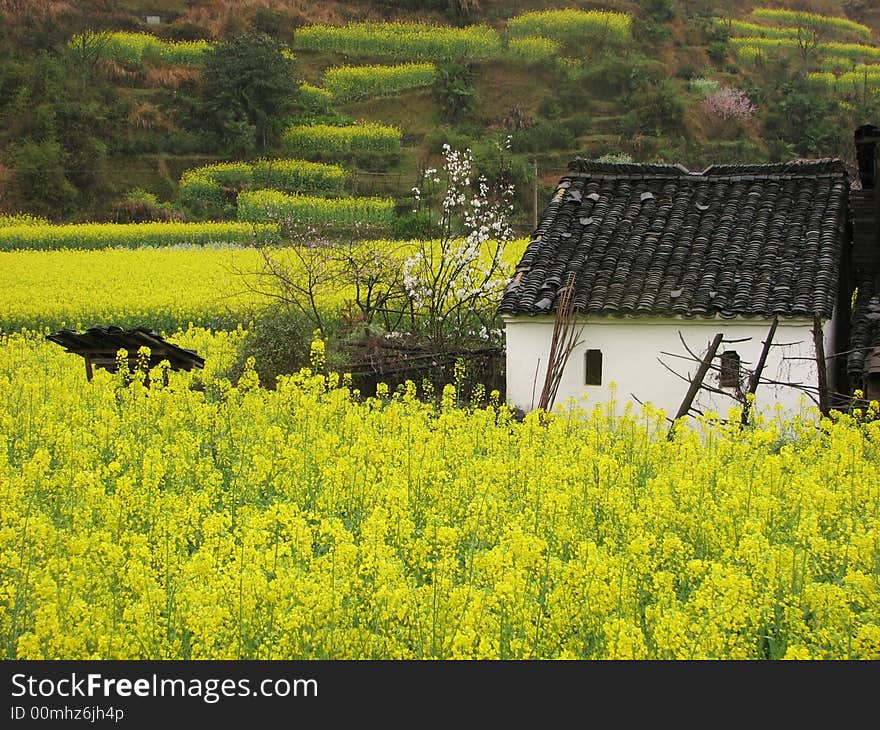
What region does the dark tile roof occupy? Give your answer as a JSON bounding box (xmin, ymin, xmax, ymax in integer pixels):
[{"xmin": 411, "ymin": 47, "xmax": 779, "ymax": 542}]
[{"xmin": 499, "ymin": 159, "xmax": 850, "ymax": 319}]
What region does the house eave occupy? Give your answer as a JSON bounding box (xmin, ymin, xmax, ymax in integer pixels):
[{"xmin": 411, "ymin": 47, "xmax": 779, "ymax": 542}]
[{"xmin": 501, "ymin": 313, "xmax": 829, "ymax": 325}]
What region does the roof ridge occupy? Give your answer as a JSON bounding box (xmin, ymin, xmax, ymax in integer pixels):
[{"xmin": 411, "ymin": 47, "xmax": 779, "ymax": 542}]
[{"xmin": 566, "ymin": 157, "xmax": 849, "ymax": 179}]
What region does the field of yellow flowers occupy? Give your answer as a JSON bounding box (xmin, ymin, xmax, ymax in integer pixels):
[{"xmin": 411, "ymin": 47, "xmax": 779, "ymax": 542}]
[
  {"xmin": 1, "ymin": 329, "xmax": 878, "ymax": 659},
  {"xmin": 0, "ymin": 238, "xmax": 530, "ymax": 334}
]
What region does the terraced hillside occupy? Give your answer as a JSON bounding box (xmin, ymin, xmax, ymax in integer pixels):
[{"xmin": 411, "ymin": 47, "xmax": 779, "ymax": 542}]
[{"xmin": 1, "ymin": 1, "xmax": 879, "ymax": 230}]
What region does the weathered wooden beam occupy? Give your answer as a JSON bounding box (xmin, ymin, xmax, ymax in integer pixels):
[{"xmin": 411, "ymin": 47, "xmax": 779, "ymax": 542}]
[
  {"xmin": 670, "ymin": 331, "xmax": 724, "ymax": 432},
  {"xmin": 812, "ymin": 314, "xmax": 829, "ymax": 416}
]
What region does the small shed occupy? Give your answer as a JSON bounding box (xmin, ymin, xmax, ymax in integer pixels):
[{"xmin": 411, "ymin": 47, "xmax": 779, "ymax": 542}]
[{"xmin": 46, "ymin": 326, "xmax": 204, "ymax": 382}]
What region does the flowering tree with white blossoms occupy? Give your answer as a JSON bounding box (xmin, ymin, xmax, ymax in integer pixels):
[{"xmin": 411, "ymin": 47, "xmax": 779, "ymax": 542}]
[{"xmin": 403, "ymin": 140, "xmax": 515, "ymax": 349}]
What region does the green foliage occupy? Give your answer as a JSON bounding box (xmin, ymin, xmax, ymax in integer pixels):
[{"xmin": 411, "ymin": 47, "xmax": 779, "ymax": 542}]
[
  {"xmin": 708, "ymin": 40, "xmax": 731, "ymax": 65},
  {"xmin": 228, "ymin": 304, "xmax": 316, "ymax": 388},
  {"xmin": 509, "ymin": 121, "xmax": 576, "ymax": 154},
  {"xmin": 250, "ymin": 5, "xmax": 305, "ymax": 40},
  {"xmin": 111, "ymin": 188, "xmax": 183, "ymax": 223},
  {"xmin": 470, "ymin": 137, "xmax": 533, "ymax": 208},
  {"xmin": 8, "ymin": 139, "xmax": 78, "ymax": 216},
  {"xmin": 0, "ymin": 49, "xmax": 126, "ymax": 218},
  {"xmin": 642, "ymin": 0, "xmax": 676, "ymax": 23},
  {"xmin": 760, "ymin": 77, "xmax": 838, "ymax": 158},
  {"xmin": 432, "ymin": 61, "xmax": 476, "ymax": 124},
  {"xmin": 390, "ymin": 211, "xmax": 435, "ymax": 240},
  {"xmin": 323, "ymin": 62, "xmax": 436, "ymax": 102},
  {"xmin": 631, "ymin": 16, "xmax": 672, "ymax": 45},
  {"xmin": 292, "ymin": 21, "xmax": 501, "ymax": 60},
  {"xmin": 199, "ymin": 34, "xmax": 301, "ymax": 155},
  {"xmin": 620, "ymin": 77, "xmax": 686, "ymax": 138}
]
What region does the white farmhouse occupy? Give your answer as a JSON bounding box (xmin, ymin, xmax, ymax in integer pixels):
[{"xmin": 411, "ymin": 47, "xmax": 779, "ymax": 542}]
[{"xmin": 499, "ymin": 145, "xmax": 880, "ymax": 420}]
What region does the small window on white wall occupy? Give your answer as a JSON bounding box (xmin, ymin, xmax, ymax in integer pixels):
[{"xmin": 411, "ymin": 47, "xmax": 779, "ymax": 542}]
[
  {"xmin": 585, "ymin": 349, "xmax": 602, "ymax": 385},
  {"xmin": 719, "ymin": 351, "xmax": 741, "ymax": 387}
]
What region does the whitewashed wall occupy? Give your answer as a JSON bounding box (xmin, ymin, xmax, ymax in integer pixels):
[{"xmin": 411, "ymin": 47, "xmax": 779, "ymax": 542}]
[{"xmin": 503, "ymin": 315, "xmax": 837, "ymax": 419}]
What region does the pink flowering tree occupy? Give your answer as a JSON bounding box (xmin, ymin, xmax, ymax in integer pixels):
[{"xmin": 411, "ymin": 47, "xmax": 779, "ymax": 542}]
[
  {"xmin": 702, "ymin": 86, "xmax": 757, "ymax": 138},
  {"xmin": 703, "ymin": 86, "xmax": 757, "ymax": 121}
]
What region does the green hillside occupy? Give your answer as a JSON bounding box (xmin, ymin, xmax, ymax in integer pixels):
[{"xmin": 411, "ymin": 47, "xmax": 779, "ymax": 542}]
[{"xmin": 1, "ymin": 0, "xmax": 879, "ymax": 230}]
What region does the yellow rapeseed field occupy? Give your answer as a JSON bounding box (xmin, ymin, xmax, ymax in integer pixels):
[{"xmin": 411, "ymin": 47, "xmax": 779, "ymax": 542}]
[
  {"xmin": 0, "ymin": 239, "xmax": 529, "ymax": 333},
  {"xmin": 0, "ymin": 248, "xmax": 268, "ymax": 333},
  {"xmin": 1, "ymin": 330, "xmax": 878, "ymax": 659}
]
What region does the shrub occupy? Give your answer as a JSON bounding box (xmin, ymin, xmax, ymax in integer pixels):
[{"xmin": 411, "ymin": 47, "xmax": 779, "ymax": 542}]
[
  {"xmin": 111, "ymin": 189, "xmax": 184, "ymax": 223},
  {"xmin": 8, "ymin": 139, "xmax": 79, "ymax": 218},
  {"xmin": 390, "ymin": 211, "xmax": 435, "ymax": 240},
  {"xmin": 432, "ymin": 61, "xmax": 476, "ymax": 124},
  {"xmin": 620, "ymin": 78, "xmax": 686, "ymax": 138},
  {"xmin": 574, "ymin": 56, "xmax": 662, "ymax": 98},
  {"xmin": 689, "ymin": 76, "xmax": 721, "ymax": 95},
  {"xmin": 228, "ymin": 304, "xmax": 316, "ymax": 387},
  {"xmin": 509, "ymin": 121, "xmax": 576, "ymax": 154}
]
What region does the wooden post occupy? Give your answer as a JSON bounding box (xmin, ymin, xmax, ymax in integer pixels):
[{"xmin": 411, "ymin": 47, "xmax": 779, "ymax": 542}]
[
  {"xmin": 84, "ymin": 357, "xmax": 94, "ymax": 382},
  {"xmin": 669, "ymin": 332, "xmax": 724, "ymax": 433},
  {"xmin": 813, "ymin": 314, "xmax": 829, "ymax": 416},
  {"xmin": 741, "ymin": 317, "xmax": 778, "ymax": 426}
]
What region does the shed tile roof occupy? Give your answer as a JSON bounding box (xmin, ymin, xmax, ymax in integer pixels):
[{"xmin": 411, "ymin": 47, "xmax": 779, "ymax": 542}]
[
  {"xmin": 499, "ymin": 159, "xmax": 850, "ymax": 319},
  {"xmin": 46, "ymin": 326, "xmax": 204, "ymax": 371}
]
